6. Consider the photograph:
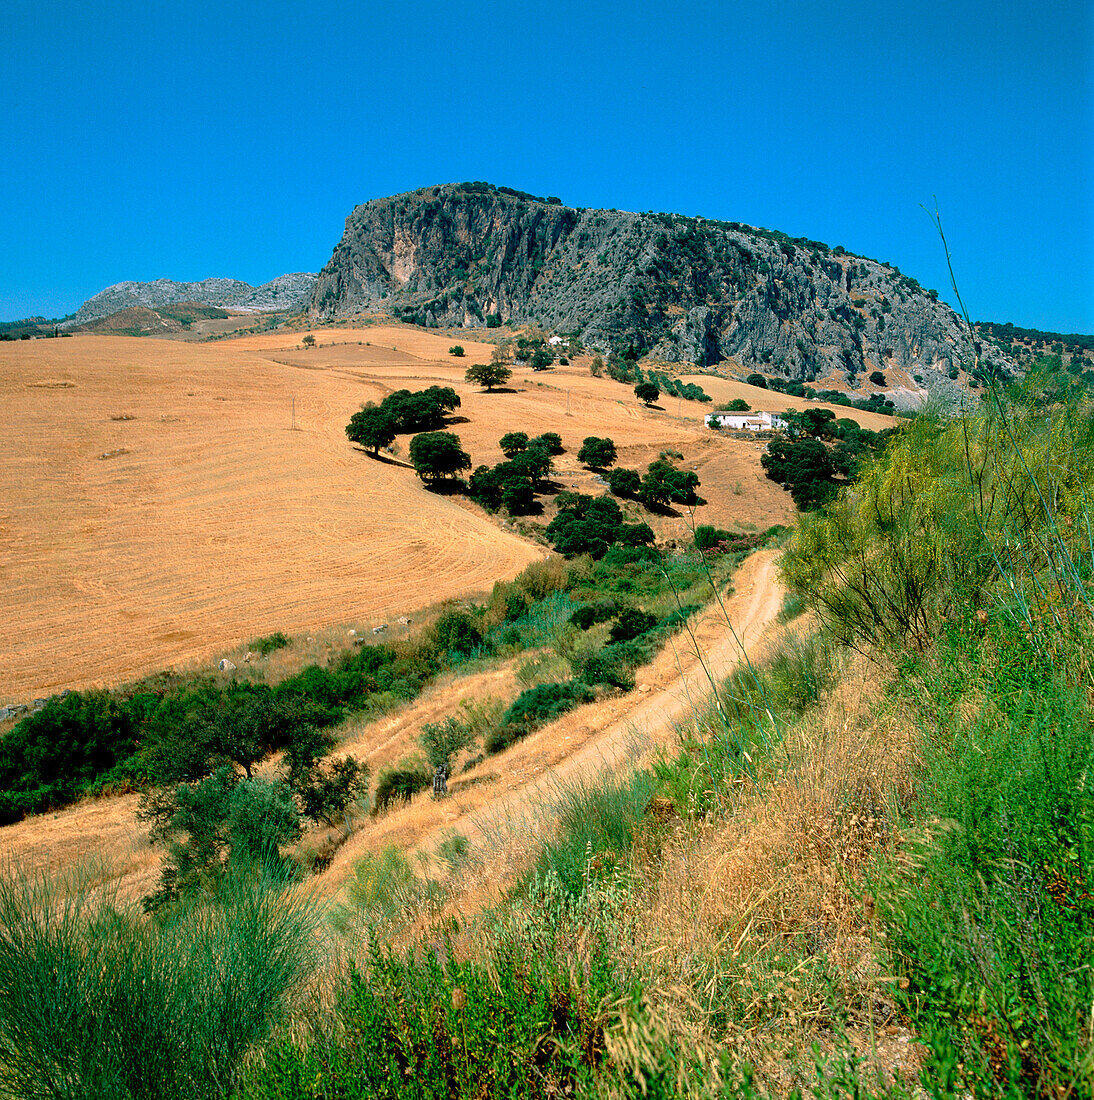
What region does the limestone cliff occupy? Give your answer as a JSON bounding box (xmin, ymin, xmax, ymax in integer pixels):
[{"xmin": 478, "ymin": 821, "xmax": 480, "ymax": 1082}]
[{"xmin": 310, "ymin": 183, "xmax": 1010, "ymax": 394}]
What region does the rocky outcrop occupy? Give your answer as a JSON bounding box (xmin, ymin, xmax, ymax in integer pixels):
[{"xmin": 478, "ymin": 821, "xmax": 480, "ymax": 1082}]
[
  {"xmin": 310, "ymin": 183, "xmax": 1011, "ymax": 388},
  {"xmin": 68, "ymin": 273, "xmax": 317, "ymax": 327}
]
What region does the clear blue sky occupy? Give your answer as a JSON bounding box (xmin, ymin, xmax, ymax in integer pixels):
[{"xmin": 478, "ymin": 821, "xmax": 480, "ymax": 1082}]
[{"xmin": 2, "ymin": 0, "xmax": 1091, "ymax": 332}]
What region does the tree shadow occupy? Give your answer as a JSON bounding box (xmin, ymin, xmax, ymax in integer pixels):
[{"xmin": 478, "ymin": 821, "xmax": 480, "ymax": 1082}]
[
  {"xmin": 479, "ymin": 387, "xmax": 520, "ymax": 394},
  {"xmin": 423, "ymin": 479, "xmax": 468, "ymax": 496},
  {"xmin": 352, "ymin": 447, "xmax": 415, "ymax": 469},
  {"xmin": 643, "ymin": 501, "xmax": 683, "ymax": 517},
  {"xmin": 445, "ymin": 414, "xmax": 471, "ymax": 425}
]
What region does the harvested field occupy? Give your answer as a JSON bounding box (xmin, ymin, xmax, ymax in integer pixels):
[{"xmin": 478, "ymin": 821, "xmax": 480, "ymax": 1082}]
[
  {"xmin": 0, "ymin": 327, "xmax": 797, "ymax": 702},
  {"xmin": 0, "ymin": 335, "xmax": 542, "ymax": 700}
]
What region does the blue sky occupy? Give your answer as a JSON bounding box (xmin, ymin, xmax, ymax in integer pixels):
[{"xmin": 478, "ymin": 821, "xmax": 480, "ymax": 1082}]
[{"xmin": 2, "ymin": 0, "xmax": 1091, "ymax": 331}]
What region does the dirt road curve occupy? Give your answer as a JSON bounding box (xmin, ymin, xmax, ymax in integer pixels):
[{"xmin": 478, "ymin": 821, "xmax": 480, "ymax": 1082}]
[
  {"xmin": 412, "ymin": 549, "xmax": 784, "ymax": 869},
  {"xmin": 0, "ymin": 551, "xmax": 784, "ymax": 901}
]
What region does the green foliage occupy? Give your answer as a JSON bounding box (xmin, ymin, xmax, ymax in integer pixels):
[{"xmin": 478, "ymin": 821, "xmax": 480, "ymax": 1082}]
[
  {"xmin": 607, "ymin": 466, "xmax": 642, "ymax": 497},
  {"xmin": 640, "ymin": 459, "xmax": 703, "ymax": 509},
  {"xmin": 140, "ymin": 769, "xmax": 302, "ymax": 907},
  {"xmin": 464, "ymin": 361, "xmax": 511, "ymax": 390},
  {"xmin": 746, "ymin": 372, "xmax": 768, "ymax": 388},
  {"xmin": 346, "ymin": 405, "xmax": 397, "ymax": 454},
  {"xmin": 436, "ymin": 830, "xmax": 471, "ymax": 869},
  {"xmin": 782, "ymin": 397, "xmax": 1094, "ymax": 649},
  {"xmin": 530, "ymin": 346, "xmax": 554, "ymax": 371},
  {"xmin": 485, "ymin": 681, "xmax": 596, "ymax": 753},
  {"xmin": 533, "ymin": 773, "xmax": 656, "ymax": 896},
  {"xmin": 344, "ymin": 845, "xmax": 426, "ymax": 921},
  {"xmin": 761, "ymin": 437, "xmax": 837, "ymax": 508},
  {"xmin": 448, "ymin": 345, "xmax": 464, "ymax": 357},
  {"xmin": 431, "ymin": 609, "xmax": 484, "ymax": 656},
  {"xmin": 726, "ymin": 398, "xmax": 751, "ymax": 412},
  {"xmin": 418, "ymin": 716, "xmax": 474, "ymax": 771},
  {"xmin": 373, "ymin": 766, "xmax": 430, "ymax": 813},
  {"xmin": 243, "ymin": 877, "xmax": 671, "ymax": 1100},
  {"xmin": 635, "ymin": 381, "xmax": 660, "ymax": 405},
  {"xmin": 546, "ymin": 493, "xmax": 627, "ymax": 558},
  {"xmin": 608, "ymin": 607, "xmax": 658, "ymax": 643},
  {"xmin": 569, "ymin": 600, "xmax": 620, "ymax": 630},
  {"xmin": 532, "ymin": 430, "xmax": 564, "ymax": 454},
  {"xmin": 869, "ymin": 369, "xmax": 886, "ymax": 385},
  {"xmin": 296, "ymin": 756, "xmax": 369, "ymax": 826},
  {"xmin": 0, "ymin": 871, "xmax": 317, "ymax": 1100},
  {"xmin": 0, "ymin": 690, "xmax": 143, "ymax": 822},
  {"xmin": 498, "ymin": 430, "xmax": 528, "ymax": 456},
  {"xmin": 409, "ymin": 431, "xmax": 471, "ymax": 482},
  {"xmin": 249, "ymin": 631, "xmax": 291, "ymax": 655},
  {"xmin": 877, "ymin": 619, "xmax": 1094, "ymax": 1094},
  {"xmin": 577, "ymin": 436, "xmax": 617, "ymax": 469}
]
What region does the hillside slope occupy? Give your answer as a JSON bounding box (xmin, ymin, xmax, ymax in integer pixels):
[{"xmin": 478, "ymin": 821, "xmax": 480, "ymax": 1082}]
[{"xmin": 309, "ymin": 182, "xmax": 1012, "ymax": 397}]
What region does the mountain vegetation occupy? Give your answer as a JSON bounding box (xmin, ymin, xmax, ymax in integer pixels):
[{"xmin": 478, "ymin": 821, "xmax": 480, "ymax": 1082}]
[{"xmin": 308, "ymin": 182, "xmax": 1013, "ymax": 396}]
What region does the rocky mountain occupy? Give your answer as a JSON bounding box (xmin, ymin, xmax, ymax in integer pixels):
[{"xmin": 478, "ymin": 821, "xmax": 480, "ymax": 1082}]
[
  {"xmin": 310, "ymin": 183, "xmax": 1011, "ymax": 395},
  {"xmin": 67, "ymin": 273, "xmax": 317, "ymax": 327}
]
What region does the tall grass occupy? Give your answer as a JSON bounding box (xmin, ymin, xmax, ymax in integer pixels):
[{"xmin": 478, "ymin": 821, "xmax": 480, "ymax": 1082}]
[
  {"xmin": 532, "ymin": 771, "xmax": 658, "ymax": 896},
  {"xmin": 782, "ymin": 358, "xmax": 1094, "ymax": 1094},
  {"xmin": 0, "ymin": 869, "xmax": 319, "ymax": 1100}
]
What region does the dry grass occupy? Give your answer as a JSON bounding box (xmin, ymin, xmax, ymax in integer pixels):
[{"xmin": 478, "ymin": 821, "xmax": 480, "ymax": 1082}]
[
  {"xmin": 0, "ymin": 330, "xmax": 797, "ymax": 702},
  {"xmin": 637, "ymin": 649, "xmax": 924, "ymax": 1088},
  {"xmin": 0, "ymin": 333, "xmax": 543, "ymax": 700}
]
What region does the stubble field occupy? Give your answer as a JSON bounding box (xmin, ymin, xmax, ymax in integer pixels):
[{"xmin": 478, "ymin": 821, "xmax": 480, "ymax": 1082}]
[{"xmin": 0, "ymin": 325, "xmax": 813, "ymax": 703}]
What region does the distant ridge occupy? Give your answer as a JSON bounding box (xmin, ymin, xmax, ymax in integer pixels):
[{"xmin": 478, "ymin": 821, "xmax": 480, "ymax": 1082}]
[
  {"xmin": 66, "ymin": 273, "xmax": 317, "ymax": 327},
  {"xmin": 309, "ymin": 182, "xmax": 1014, "ymax": 401}
]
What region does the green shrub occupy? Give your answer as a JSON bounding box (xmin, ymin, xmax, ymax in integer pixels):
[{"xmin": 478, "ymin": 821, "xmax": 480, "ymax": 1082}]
[
  {"xmin": 878, "ymin": 619, "xmax": 1094, "ymax": 1093},
  {"xmin": 249, "ymin": 631, "xmax": 291, "ymax": 655},
  {"xmin": 0, "ymin": 871, "xmax": 317, "ymax": 1100},
  {"xmin": 373, "ymin": 766, "xmax": 430, "ymax": 813},
  {"xmin": 418, "ymin": 716, "xmax": 474, "ymax": 771},
  {"xmin": 485, "ymin": 681, "xmax": 595, "ymax": 753},
  {"xmin": 568, "ymin": 600, "xmax": 619, "ymax": 630},
  {"xmin": 608, "ymin": 608, "xmax": 658, "ymax": 644},
  {"xmin": 533, "ymin": 773, "xmax": 656, "ymax": 896},
  {"xmin": 431, "ymin": 609, "xmax": 484, "ymax": 657},
  {"xmin": 344, "ymin": 845, "xmax": 425, "ymax": 921}
]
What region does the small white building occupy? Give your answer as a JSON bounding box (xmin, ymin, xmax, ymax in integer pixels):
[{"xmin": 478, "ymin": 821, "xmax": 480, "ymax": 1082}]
[{"xmin": 705, "ymin": 410, "xmax": 787, "ymax": 432}]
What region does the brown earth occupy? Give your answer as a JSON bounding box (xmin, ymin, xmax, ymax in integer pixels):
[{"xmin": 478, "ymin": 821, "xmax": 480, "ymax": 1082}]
[
  {"xmin": 0, "ymin": 549, "xmax": 783, "ymax": 907},
  {"xmin": 0, "ymin": 327, "xmax": 804, "ymax": 702}
]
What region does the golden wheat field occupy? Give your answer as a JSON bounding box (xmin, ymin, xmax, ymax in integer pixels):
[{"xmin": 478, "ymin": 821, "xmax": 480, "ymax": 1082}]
[
  {"xmin": 0, "ymin": 331, "xmax": 549, "ymax": 702},
  {"xmin": 0, "ymin": 326, "xmax": 804, "ymax": 703}
]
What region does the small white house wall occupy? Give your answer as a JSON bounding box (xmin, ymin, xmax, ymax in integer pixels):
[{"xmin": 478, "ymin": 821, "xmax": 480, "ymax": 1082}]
[{"xmin": 705, "ymin": 411, "xmax": 786, "ymax": 431}]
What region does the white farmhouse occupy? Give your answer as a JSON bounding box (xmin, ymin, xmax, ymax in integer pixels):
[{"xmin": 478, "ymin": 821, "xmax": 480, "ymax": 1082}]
[{"xmin": 705, "ymin": 410, "xmax": 787, "ymax": 432}]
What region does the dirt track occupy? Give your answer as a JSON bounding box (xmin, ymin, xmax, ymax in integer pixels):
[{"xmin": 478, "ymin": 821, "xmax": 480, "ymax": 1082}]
[
  {"xmin": 0, "ymin": 550, "xmax": 784, "ymax": 903},
  {"xmin": 317, "ymin": 549, "xmax": 784, "ymax": 891}
]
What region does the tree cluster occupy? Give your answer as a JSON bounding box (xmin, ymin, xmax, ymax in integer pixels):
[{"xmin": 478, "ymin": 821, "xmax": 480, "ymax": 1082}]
[
  {"xmin": 468, "ymin": 433, "xmax": 558, "ymax": 514},
  {"xmin": 346, "ymin": 387, "xmax": 461, "ymax": 455},
  {"xmin": 545, "ymin": 493, "xmax": 654, "ymax": 559},
  {"xmin": 606, "ymin": 457, "xmax": 704, "ymax": 511},
  {"xmin": 761, "ymin": 408, "xmax": 894, "ymax": 508},
  {"xmin": 136, "ymin": 684, "xmax": 368, "ymax": 908}
]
